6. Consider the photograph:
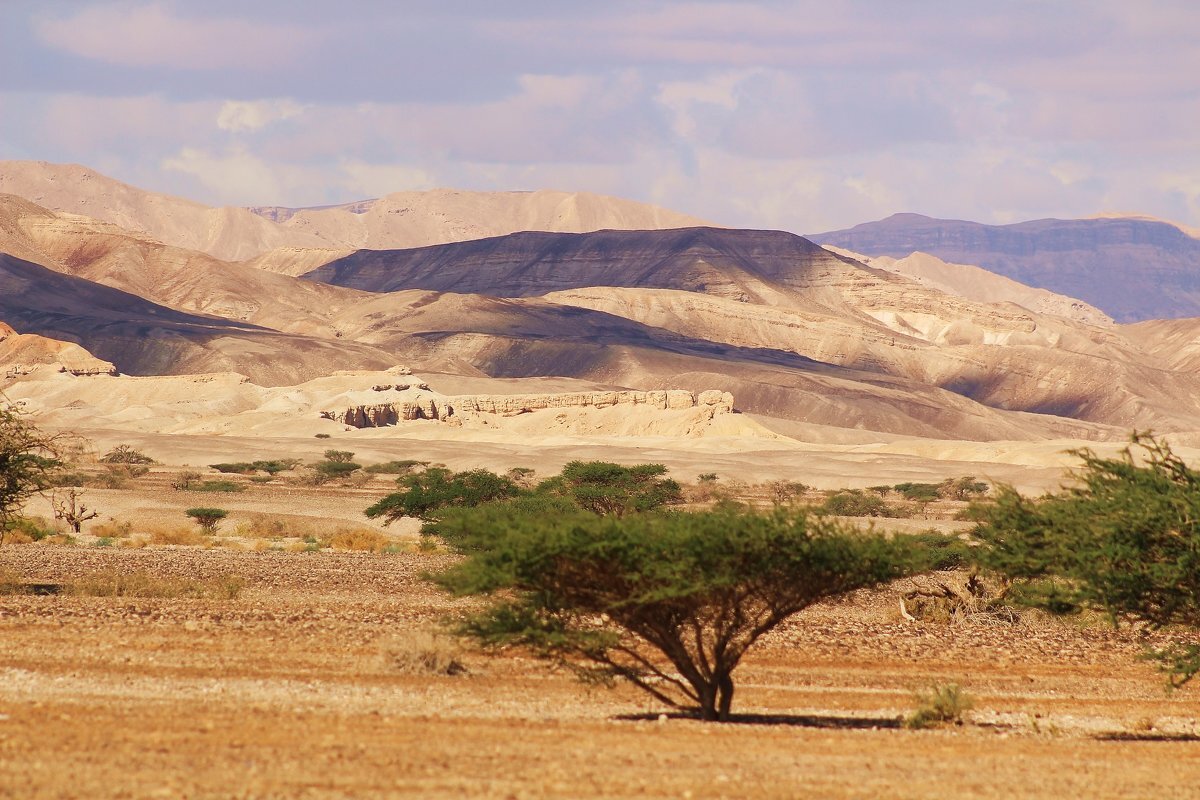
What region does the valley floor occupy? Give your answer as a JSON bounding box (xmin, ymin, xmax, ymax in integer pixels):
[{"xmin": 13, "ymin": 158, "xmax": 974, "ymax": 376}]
[{"xmin": 2, "ymin": 545, "xmax": 1198, "ymax": 799}]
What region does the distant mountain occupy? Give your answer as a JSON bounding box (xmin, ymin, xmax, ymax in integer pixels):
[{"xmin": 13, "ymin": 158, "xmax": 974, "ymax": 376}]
[
  {"xmin": 811, "ymin": 213, "xmax": 1200, "ymax": 322},
  {"xmin": 0, "ymin": 161, "xmax": 709, "ymax": 263}
]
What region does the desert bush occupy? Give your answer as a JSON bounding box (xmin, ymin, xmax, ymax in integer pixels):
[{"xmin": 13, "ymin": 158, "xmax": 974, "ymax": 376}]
[
  {"xmin": 893, "ymin": 482, "xmax": 942, "ymax": 502},
  {"xmin": 972, "ymin": 433, "xmax": 1200, "ymax": 686},
  {"xmin": 939, "ymin": 476, "xmax": 989, "ymax": 501},
  {"xmin": 904, "ymin": 684, "xmax": 974, "ymax": 729},
  {"xmin": 367, "ymin": 467, "xmax": 520, "ymax": 523},
  {"xmin": 150, "ymin": 525, "xmax": 210, "ymax": 546},
  {"xmin": 766, "ymin": 479, "xmax": 808, "ymax": 505},
  {"xmin": 2, "ymin": 516, "xmax": 56, "ymax": 544},
  {"xmin": 0, "ymin": 405, "xmax": 61, "ymax": 544},
  {"xmin": 323, "ymin": 449, "xmax": 356, "ymax": 463},
  {"xmin": 94, "ymin": 463, "xmax": 149, "ymax": 489},
  {"xmin": 313, "ymin": 460, "xmax": 362, "ymax": 481},
  {"xmin": 431, "ymin": 505, "xmax": 923, "ymax": 721},
  {"xmin": 365, "ymin": 460, "xmax": 427, "ymax": 475},
  {"xmin": 186, "ymin": 507, "xmax": 228, "ymax": 533},
  {"xmin": 697, "ymin": 472, "xmax": 718, "ymax": 483},
  {"xmin": 820, "ymin": 490, "xmax": 904, "ymax": 518},
  {"xmin": 98, "ymin": 445, "xmax": 153, "ymax": 464},
  {"xmin": 48, "ymin": 471, "xmax": 89, "ymax": 488},
  {"xmin": 249, "ymin": 475, "xmax": 274, "ymax": 484},
  {"xmin": 314, "ymin": 433, "xmax": 331, "ymax": 439},
  {"xmin": 381, "ymin": 629, "xmax": 468, "ymax": 676},
  {"xmin": 191, "ymin": 480, "xmax": 245, "ymax": 493},
  {"xmin": 321, "ymin": 527, "xmax": 390, "ymax": 552},
  {"xmin": 252, "ymin": 459, "xmax": 299, "ymax": 475},
  {"xmin": 210, "ymin": 462, "xmax": 258, "ymax": 474},
  {"xmin": 505, "ymin": 467, "xmax": 537, "ymax": 489},
  {"xmin": 91, "ymin": 519, "xmax": 133, "ymax": 539},
  {"xmin": 169, "ymin": 470, "xmax": 202, "ymax": 491}
]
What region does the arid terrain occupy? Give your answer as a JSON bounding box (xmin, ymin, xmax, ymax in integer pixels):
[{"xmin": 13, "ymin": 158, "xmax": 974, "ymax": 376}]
[{"xmin": 4, "ymin": 160, "xmax": 1200, "ymax": 798}]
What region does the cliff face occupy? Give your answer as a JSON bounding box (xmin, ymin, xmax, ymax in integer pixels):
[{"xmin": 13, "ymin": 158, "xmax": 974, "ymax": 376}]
[
  {"xmin": 812, "ymin": 214, "xmax": 1200, "ymax": 322},
  {"xmin": 320, "ymin": 385, "xmax": 735, "ymax": 428}
]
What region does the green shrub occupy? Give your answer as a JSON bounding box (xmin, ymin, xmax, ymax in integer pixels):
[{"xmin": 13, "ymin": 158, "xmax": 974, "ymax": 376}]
[
  {"xmin": 972, "ymin": 433, "xmax": 1200, "ymax": 686},
  {"xmin": 820, "ymin": 490, "xmax": 901, "ymax": 518},
  {"xmin": 367, "ymin": 467, "xmax": 519, "ymax": 522},
  {"xmin": 538, "ymin": 461, "xmax": 682, "ymax": 517},
  {"xmin": 192, "ymin": 480, "xmax": 245, "ymax": 493},
  {"xmin": 323, "ymin": 449, "xmax": 356, "ymax": 463},
  {"xmin": 893, "ymin": 482, "xmax": 941, "ymax": 502},
  {"xmin": 313, "ymin": 460, "xmax": 362, "ymax": 481},
  {"xmin": 210, "ymin": 462, "xmax": 257, "ymax": 474}
]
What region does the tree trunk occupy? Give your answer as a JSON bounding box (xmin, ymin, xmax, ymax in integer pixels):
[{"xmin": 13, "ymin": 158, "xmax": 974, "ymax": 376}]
[
  {"xmin": 717, "ymin": 673, "xmax": 734, "ymax": 721},
  {"xmin": 698, "ymin": 682, "xmax": 719, "ymax": 721}
]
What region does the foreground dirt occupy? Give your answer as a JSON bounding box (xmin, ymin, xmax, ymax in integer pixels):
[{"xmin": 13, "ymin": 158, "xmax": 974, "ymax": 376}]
[{"xmin": 2, "ymin": 545, "xmax": 1199, "ymax": 799}]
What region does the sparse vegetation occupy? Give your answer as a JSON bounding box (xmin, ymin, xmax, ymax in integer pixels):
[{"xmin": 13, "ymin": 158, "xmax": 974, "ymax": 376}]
[
  {"xmin": 321, "ymin": 527, "xmax": 390, "ymax": 552},
  {"xmin": 65, "ymin": 570, "xmax": 243, "ymax": 600},
  {"xmin": 98, "ymin": 445, "xmax": 154, "ymax": 465},
  {"xmin": 191, "ymin": 480, "xmax": 245, "ymax": 493},
  {"xmin": 367, "ymin": 467, "xmax": 520, "ymax": 523},
  {"xmin": 820, "ymin": 489, "xmax": 907, "ymax": 518},
  {"xmin": 170, "ymin": 470, "xmax": 202, "ymax": 491},
  {"xmin": 364, "ymin": 460, "xmax": 427, "ymax": 475},
  {"xmin": 381, "ymin": 629, "xmax": 468, "ymax": 676},
  {"xmin": 904, "ymin": 684, "xmax": 974, "ymax": 729}
]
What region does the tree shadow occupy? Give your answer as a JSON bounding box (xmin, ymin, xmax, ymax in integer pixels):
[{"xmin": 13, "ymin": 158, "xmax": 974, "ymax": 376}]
[
  {"xmin": 1094, "ymin": 732, "xmax": 1200, "ymax": 742},
  {"xmin": 616, "ymin": 711, "xmax": 902, "ymax": 729}
]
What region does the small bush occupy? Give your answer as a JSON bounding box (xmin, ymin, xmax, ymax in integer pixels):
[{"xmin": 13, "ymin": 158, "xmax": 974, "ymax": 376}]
[
  {"xmin": 191, "ymin": 480, "xmax": 245, "ymax": 493},
  {"xmin": 91, "ymin": 520, "xmax": 133, "ymax": 539},
  {"xmin": 365, "ymin": 460, "xmax": 427, "ymax": 475},
  {"xmin": 249, "ymin": 475, "xmax": 274, "ymax": 484},
  {"xmin": 94, "ymin": 537, "xmax": 114, "ymax": 548},
  {"xmin": 210, "ymin": 462, "xmax": 257, "ymax": 474},
  {"xmin": 314, "ymin": 433, "xmax": 331, "ymax": 439},
  {"xmin": 324, "ymin": 449, "xmax": 356, "ymax": 463},
  {"xmin": 99, "ymin": 445, "xmax": 154, "ymax": 464},
  {"xmin": 3, "ymin": 516, "xmax": 56, "ymax": 543},
  {"xmin": 186, "ymin": 507, "xmax": 228, "ymax": 533},
  {"xmin": 94, "ymin": 464, "xmax": 150, "ymax": 489},
  {"xmin": 49, "ymin": 471, "xmax": 89, "ymax": 488},
  {"xmin": 766, "ymin": 479, "xmax": 808, "ymax": 505},
  {"xmin": 170, "ymin": 470, "xmax": 202, "ymax": 491},
  {"xmin": 820, "ymin": 490, "xmax": 903, "ymax": 518},
  {"xmin": 150, "ymin": 526, "xmax": 209, "ymax": 546},
  {"xmin": 904, "ymin": 684, "xmax": 974, "ymax": 729},
  {"xmin": 697, "ymin": 473, "xmax": 718, "ymax": 483},
  {"xmin": 380, "ymin": 629, "xmax": 468, "ymax": 676},
  {"xmin": 312, "ymin": 460, "xmax": 362, "ymax": 482},
  {"xmin": 252, "ymin": 459, "xmax": 299, "ymax": 475},
  {"xmin": 894, "ymin": 482, "xmax": 941, "ymax": 502}
]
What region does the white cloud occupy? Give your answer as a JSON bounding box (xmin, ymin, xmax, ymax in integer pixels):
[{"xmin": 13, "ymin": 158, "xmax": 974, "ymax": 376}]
[{"xmin": 217, "ymin": 99, "xmax": 306, "ymax": 133}]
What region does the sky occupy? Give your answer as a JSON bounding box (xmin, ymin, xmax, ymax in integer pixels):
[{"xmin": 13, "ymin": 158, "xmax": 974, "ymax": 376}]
[{"xmin": 1, "ymin": 1, "xmax": 1199, "ymax": 233}]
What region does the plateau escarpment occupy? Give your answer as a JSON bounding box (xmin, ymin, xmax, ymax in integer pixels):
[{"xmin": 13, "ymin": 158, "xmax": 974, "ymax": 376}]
[{"xmin": 813, "ymin": 213, "xmax": 1200, "ymax": 322}]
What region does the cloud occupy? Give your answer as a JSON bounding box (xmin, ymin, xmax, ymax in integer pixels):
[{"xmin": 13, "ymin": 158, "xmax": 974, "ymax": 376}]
[
  {"xmin": 216, "ymin": 99, "xmax": 306, "ymax": 132},
  {"xmin": 33, "ymin": 3, "xmax": 319, "ymax": 70}
]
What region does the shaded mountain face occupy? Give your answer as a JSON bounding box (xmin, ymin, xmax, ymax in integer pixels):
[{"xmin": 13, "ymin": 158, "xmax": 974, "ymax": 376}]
[
  {"xmin": 303, "ymin": 227, "xmax": 872, "ymax": 300},
  {"xmin": 812, "ymin": 213, "xmax": 1200, "ymax": 322}
]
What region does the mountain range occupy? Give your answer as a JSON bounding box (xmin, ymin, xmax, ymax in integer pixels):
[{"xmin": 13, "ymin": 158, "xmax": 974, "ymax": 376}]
[{"xmin": 3, "ymin": 160, "xmax": 1200, "ymax": 446}]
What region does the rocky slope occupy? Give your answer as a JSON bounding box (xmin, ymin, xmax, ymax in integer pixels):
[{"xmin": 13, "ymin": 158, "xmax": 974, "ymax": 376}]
[
  {"xmin": 812, "ymin": 213, "xmax": 1200, "ymax": 322},
  {"xmin": 0, "ymin": 322, "xmax": 116, "ymax": 378}
]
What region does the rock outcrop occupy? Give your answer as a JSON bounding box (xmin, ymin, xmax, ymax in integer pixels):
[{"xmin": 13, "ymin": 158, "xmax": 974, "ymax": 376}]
[
  {"xmin": 0, "ymin": 321, "xmax": 117, "ymax": 378},
  {"xmin": 321, "ymin": 387, "xmax": 735, "ymax": 428}
]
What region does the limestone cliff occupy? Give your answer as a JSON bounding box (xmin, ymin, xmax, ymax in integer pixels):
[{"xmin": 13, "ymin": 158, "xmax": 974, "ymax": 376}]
[{"xmin": 321, "ymin": 385, "xmax": 735, "ymax": 428}]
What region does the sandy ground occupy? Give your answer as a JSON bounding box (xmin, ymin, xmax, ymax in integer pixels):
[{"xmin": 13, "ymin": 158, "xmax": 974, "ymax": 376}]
[{"xmin": 2, "ymin": 544, "xmax": 1199, "ymax": 799}]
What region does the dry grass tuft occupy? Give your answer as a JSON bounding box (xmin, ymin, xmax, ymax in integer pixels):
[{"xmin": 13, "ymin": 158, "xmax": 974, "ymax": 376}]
[
  {"xmin": 322, "ymin": 527, "xmax": 390, "ymax": 552},
  {"xmin": 91, "ymin": 520, "xmax": 134, "ymax": 539},
  {"xmin": 65, "ymin": 570, "xmax": 244, "ymax": 600},
  {"xmin": 380, "ymin": 629, "xmax": 468, "ymax": 676},
  {"xmin": 904, "ymin": 683, "xmax": 974, "ymax": 729},
  {"xmin": 146, "ymin": 526, "xmax": 209, "ymax": 547}
]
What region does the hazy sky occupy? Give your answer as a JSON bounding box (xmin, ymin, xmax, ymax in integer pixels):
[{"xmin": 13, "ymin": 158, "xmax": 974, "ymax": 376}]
[{"xmin": 2, "ymin": 1, "xmax": 1198, "ymax": 232}]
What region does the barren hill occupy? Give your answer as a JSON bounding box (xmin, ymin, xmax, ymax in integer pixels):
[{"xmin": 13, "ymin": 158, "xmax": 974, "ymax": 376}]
[
  {"xmin": 812, "ymin": 213, "xmax": 1200, "ymax": 322},
  {"xmin": 0, "ymin": 161, "xmax": 709, "ymax": 263}
]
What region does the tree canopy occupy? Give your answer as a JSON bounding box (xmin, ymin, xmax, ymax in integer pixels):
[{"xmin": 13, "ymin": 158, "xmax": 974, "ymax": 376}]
[
  {"xmin": 365, "ymin": 467, "xmax": 520, "ymax": 522},
  {"xmin": 430, "ymin": 505, "xmax": 922, "ymax": 721},
  {"xmin": 538, "ymin": 461, "xmax": 682, "ymax": 517},
  {"xmin": 0, "ymin": 404, "xmax": 60, "ymax": 543},
  {"xmin": 972, "ymin": 433, "xmax": 1200, "ymax": 685}
]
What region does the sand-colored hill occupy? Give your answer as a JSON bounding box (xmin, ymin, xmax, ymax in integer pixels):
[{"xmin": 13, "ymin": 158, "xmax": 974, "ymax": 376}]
[
  {"xmin": 0, "ymin": 322, "xmax": 116, "ymax": 378},
  {"xmin": 0, "ymin": 161, "xmax": 709, "ymax": 262},
  {"xmin": 822, "ymin": 247, "xmax": 1112, "ymax": 326}
]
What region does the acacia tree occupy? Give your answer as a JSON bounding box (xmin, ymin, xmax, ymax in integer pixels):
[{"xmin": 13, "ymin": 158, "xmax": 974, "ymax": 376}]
[
  {"xmin": 365, "ymin": 467, "xmax": 520, "ymax": 522},
  {"xmin": 972, "ymin": 433, "xmax": 1200, "ymax": 685},
  {"xmin": 540, "ymin": 461, "xmax": 682, "ymax": 517},
  {"xmin": 430, "ymin": 505, "xmax": 920, "ymax": 721},
  {"xmin": 0, "ymin": 404, "xmax": 60, "ymax": 544}
]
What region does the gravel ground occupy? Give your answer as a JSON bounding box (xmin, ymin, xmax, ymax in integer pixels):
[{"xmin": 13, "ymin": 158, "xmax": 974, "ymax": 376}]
[{"xmin": 2, "ymin": 544, "xmax": 1199, "ymax": 799}]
